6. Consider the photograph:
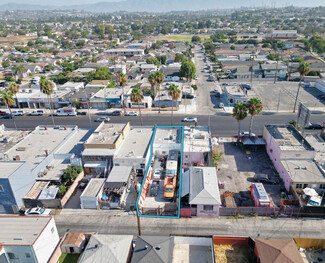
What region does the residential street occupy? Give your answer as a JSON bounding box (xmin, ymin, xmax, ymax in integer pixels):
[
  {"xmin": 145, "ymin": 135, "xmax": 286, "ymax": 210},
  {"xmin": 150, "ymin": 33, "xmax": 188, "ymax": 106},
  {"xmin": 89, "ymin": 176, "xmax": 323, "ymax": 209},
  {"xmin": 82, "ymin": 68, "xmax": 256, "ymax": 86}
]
[{"xmin": 54, "ymin": 209, "xmax": 325, "ymax": 239}]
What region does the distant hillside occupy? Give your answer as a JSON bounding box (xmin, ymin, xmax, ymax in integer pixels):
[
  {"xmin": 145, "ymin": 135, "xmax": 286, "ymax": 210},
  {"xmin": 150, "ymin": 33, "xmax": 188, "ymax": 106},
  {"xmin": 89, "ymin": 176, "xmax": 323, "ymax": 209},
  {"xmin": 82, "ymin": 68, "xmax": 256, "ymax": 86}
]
[{"xmin": 0, "ymin": 0, "xmax": 323, "ymax": 12}]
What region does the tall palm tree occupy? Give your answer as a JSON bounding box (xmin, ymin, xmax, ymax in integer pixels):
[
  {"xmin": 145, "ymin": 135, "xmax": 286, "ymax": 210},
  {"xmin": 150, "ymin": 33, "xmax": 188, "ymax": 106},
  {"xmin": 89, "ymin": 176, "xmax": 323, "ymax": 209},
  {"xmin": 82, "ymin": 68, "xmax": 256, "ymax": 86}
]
[
  {"xmin": 12, "ymin": 65, "xmax": 25, "ymax": 80},
  {"xmin": 117, "ymin": 71, "xmax": 128, "ymax": 114},
  {"xmin": 168, "ymin": 84, "xmax": 181, "ymax": 125},
  {"xmin": 293, "ymin": 62, "xmax": 311, "ymax": 113},
  {"xmin": 40, "ymin": 76, "xmax": 55, "ymax": 125},
  {"xmin": 232, "ymin": 102, "xmax": 248, "ymax": 142},
  {"xmin": 1, "ymin": 90, "xmax": 17, "ymax": 130},
  {"xmin": 247, "ymin": 97, "xmax": 263, "ymax": 137},
  {"xmin": 154, "ymin": 71, "xmax": 165, "ymax": 114},
  {"xmin": 8, "ymin": 82, "xmax": 20, "ymax": 108},
  {"xmin": 131, "ymin": 85, "xmax": 144, "ymax": 126},
  {"xmin": 148, "ymin": 72, "xmax": 157, "ymax": 97}
]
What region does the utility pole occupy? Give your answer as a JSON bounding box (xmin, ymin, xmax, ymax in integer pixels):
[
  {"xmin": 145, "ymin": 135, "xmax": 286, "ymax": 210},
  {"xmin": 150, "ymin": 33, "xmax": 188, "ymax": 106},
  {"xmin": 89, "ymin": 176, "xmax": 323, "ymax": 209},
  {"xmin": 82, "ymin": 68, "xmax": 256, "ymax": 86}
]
[
  {"xmin": 274, "ymin": 52, "xmax": 279, "ymax": 84},
  {"xmin": 132, "ymin": 172, "xmax": 142, "ymax": 236},
  {"xmin": 276, "ymin": 90, "xmax": 281, "ymax": 112},
  {"xmin": 84, "ymin": 87, "xmax": 92, "ymax": 129},
  {"xmin": 250, "ymin": 50, "xmax": 255, "ymax": 87}
]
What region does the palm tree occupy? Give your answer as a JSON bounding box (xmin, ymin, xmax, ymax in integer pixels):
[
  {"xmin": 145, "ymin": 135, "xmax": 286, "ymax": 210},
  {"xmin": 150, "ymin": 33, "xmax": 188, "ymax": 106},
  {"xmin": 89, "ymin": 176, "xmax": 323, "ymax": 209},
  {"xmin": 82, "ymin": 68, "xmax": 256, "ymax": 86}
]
[
  {"xmin": 131, "ymin": 85, "xmax": 144, "ymax": 126},
  {"xmin": 168, "ymin": 84, "xmax": 181, "ymax": 125},
  {"xmin": 8, "ymin": 82, "xmax": 20, "ymax": 108},
  {"xmin": 232, "ymin": 102, "xmax": 248, "ymax": 142},
  {"xmin": 12, "ymin": 65, "xmax": 25, "ymax": 80},
  {"xmin": 1, "ymin": 90, "xmax": 17, "ymax": 130},
  {"xmin": 117, "ymin": 72, "xmax": 128, "ymax": 114},
  {"xmin": 148, "ymin": 72, "xmax": 157, "ymax": 97},
  {"xmin": 247, "ymin": 97, "xmax": 263, "ymax": 137},
  {"xmin": 293, "ymin": 62, "xmax": 311, "ymax": 113},
  {"xmin": 154, "ymin": 71, "xmax": 165, "ymax": 114},
  {"xmin": 40, "ymin": 76, "xmax": 55, "ymax": 125}
]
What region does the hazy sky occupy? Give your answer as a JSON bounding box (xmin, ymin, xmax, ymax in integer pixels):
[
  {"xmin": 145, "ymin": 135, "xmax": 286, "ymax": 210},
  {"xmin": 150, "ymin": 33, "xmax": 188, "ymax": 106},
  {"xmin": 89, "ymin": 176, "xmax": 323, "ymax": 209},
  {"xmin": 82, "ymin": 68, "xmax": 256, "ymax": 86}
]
[{"xmin": 0, "ymin": 0, "xmax": 324, "ymax": 6}]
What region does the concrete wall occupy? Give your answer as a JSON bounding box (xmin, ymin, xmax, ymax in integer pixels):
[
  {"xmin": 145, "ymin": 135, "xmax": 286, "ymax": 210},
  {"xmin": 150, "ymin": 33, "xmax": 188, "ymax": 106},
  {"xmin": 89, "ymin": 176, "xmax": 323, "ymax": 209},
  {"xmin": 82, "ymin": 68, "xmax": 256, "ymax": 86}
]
[
  {"xmin": 33, "ymin": 217, "xmax": 60, "ymax": 263},
  {"xmin": 9, "ymin": 162, "xmax": 35, "ymax": 209},
  {"xmin": 196, "ymin": 204, "xmax": 220, "ymax": 217},
  {"xmin": 61, "ymin": 171, "xmax": 84, "ymax": 207}
]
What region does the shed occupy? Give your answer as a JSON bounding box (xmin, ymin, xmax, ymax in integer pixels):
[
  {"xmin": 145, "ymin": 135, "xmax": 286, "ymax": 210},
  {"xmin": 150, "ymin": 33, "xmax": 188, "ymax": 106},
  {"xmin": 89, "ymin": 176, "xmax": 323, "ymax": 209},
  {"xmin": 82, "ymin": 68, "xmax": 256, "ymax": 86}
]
[
  {"xmin": 61, "ymin": 232, "xmax": 86, "ymax": 254},
  {"xmin": 105, "ymin": 166, "xmax": 132, "ymax": 189},
  {"xmin": 80, "ymin": 178, "xmax": 105, "ymax": 209}
]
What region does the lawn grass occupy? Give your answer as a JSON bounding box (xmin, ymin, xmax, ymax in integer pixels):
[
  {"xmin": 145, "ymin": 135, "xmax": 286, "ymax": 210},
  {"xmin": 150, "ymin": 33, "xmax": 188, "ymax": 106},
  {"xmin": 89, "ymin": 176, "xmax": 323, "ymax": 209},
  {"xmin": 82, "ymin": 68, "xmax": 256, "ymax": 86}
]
[
  {"xmin": 58, "ymin": 253, "xmax": 80, "ymax": 263},
  {"xmin": 155, "ymin": 34, "xmax": 211, "ymax": 42}
]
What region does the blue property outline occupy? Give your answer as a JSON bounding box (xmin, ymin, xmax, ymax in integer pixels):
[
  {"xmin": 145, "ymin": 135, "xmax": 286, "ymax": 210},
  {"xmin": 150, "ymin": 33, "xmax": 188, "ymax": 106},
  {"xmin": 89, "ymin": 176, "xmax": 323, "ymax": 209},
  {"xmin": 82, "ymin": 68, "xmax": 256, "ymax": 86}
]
[{"xmin": 136, "ymin": 125, "xmax": 184, "ymax": 218}]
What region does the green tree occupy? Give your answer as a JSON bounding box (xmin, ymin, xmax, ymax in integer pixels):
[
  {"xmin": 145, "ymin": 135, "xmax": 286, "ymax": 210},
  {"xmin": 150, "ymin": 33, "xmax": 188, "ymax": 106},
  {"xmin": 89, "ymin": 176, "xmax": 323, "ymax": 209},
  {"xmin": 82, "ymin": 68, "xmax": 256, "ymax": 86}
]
[
  {"xmin": 168, "ymin": 84, "xmax": 181, "ymax": 125},
  {"xmin": 180, "ymin": 60, "xmax": 196, "ymax": 81},
  {"xmin": 247, "ymin": 97, "xmax": 263, "ymax": 137},
  {"xmin": 117, "ymin": 72, "xmax": 128, "ymax": 114},
  {"xmin": 87, "ymin": 67, "xmax": 112, "ymax": 82},
  {"xmin": 2, "ymin": 61, "xmax": 9, "ymax": 68},
  {"xmin": 148, "ymin": 72, "xmax": 157, "ymax": 96},
  {"xmin": 293, "ymin": 62, "xmax": 311, "ymax": 113},
  {"xmin": 40, "ymin": 76, "xmax": 55, "ymax": 125},
  {"xmin": 27, "ymin": 56, "xmax": 36, "ymax": 63},
  {"xmin": 146, "ymin": 57, "xmax": 160, "ymax": 67},
  {"xmin": 154, "ymin": 71, "xmax": 165, "ymax": 114},
  {"xmin": 12, "ymin": 65, "xmax": 25, "ymax": 80},
  {"xmin": 8, "ymin": 82, "xmax": 19, "ymax": 108},
  {"xmin": 191, "ymin": 35, "xmax": 201, "ymax": 43},
  {"xmin": 1, "ymin": 90, "xmax": 17, "ymax": 129},
  {"xmin": 131, "ymin": 85, "xmax": 144, "ymax": 126},
  {"xmin": 175, "ymin": 53, "xmax": 185, "ymax": 62},
  {"xmin": 232, "ymin": 102, "xmax": 248, "ymax": 142}
]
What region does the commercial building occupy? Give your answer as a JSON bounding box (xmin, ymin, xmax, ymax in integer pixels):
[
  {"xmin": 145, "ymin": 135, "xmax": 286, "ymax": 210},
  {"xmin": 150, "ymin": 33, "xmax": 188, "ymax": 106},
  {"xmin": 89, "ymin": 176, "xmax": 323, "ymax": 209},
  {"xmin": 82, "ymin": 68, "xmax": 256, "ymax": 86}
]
[
  {"xmin": 223, "ymin": 85, "xmax": 249, "ymax": 106},
  {"xmin": 0, "ymin": 216, "xmax": 59, "ymax": 263},
  {"xmin": 261, "ymin": 63, "xmax": 287, "ymax": 79},
  {"xmin": 90, "ymin": 86, "xmax": 131, "ymax": 109}
]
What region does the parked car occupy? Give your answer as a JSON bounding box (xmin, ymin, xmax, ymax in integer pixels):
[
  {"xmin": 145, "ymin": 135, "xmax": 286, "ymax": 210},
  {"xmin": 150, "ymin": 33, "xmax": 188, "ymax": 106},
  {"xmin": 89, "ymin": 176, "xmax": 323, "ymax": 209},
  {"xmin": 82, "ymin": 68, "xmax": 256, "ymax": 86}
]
[
  {"xmin": 25, "ymin": 207, "xmax": 52, "ymax": 216},
  {"xmin": 253, "ymin": 174, "xmax": 277, "ymax": 185},
  {"xmin": 149, "ymin": 182, "xmax": 159, "ymax": 197},
  {"xmin": 95, "ymin": 117, "xmax": 110, "ymax": 122},
  {"xmin": 239, "ymin": 132, "xmax": 256, "ymax": 137},
  {"xmin": 29, "ymin": 110, "xmax": 44, "ymax": 116},
  {"xmin": 182, "ymin": 93, "xmax": 194, "ymax": 99},
  {"xmin": 125, "ymin": 111, "xmax": 138, "ymax": 116},
  {"xmin": 306, "ymin": 123, "xmax": 324, "ymax": 130},
  {"xmin": 182, "ymin": 117, "xmax": 197, "ymax": 122},
  {"xmin": 0, "ymin": 111, "xmax": 7, "ymax": 116},
  {"xmin": 11, "ymin": 110, "xmax": 24, "ymax": 116},
  {"xmin": 194, "ymin": 76, "xmax": 198, "ymax": 80},
  {"xmin": 317, "ymin": 95, "xmax": 325, "ymax": 100},
  {"xmin": 77, "ymin": 111, "xmax": 87, "ymax": 115},
  {"xmin": 2, "ymin": 113, "xmax": 13, "ymax": 119},
  {"xmin": 79, "ymin": 181, "xmax": 88, "ymax": 189},
  {"xmin": 240, "ymin": 84, "xmax": 251, "ymax": 90},
  {"xmin": 107, "ymin": 111, "xmax": 122, "ymax": 116},
  {"xmin": 153, "ymin": 169, "xmax": 162, "ymax": 180}
]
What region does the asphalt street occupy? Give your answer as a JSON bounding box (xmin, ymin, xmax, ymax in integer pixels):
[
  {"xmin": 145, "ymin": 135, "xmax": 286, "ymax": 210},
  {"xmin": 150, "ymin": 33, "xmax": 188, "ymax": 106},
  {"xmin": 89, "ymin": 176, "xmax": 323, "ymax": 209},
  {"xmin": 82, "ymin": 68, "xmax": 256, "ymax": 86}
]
[
  {"xmin": 1, "ymin": 113, "xmax": 324, "ymax": 136},
  {"xmin": 54, "ymin": 210, "xmax": 325, "ymax": 239}
]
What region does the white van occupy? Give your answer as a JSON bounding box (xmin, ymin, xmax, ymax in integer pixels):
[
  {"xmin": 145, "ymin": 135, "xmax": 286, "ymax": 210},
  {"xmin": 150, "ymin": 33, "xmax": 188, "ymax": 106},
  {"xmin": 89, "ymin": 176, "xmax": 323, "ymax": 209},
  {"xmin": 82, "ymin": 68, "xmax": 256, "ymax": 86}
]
[
  {"xmin": 55, "ymin": 107, "xmax": 77, "ymax": 116},
  {"xmin": 11, "ymin": 110, "xmax": 24, "ymax": 116},
  {"xmin": 30, "ymin": 110, "xmax": 44, "ymax": 116}
]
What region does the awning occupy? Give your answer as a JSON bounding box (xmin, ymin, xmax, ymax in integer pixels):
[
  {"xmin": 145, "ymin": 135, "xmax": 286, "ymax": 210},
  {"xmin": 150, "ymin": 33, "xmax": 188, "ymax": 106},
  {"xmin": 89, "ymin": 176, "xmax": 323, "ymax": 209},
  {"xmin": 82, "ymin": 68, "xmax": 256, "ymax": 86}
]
[{"xmin": 242, "ymin": 137, "xmax": 266, "ymax": 145}]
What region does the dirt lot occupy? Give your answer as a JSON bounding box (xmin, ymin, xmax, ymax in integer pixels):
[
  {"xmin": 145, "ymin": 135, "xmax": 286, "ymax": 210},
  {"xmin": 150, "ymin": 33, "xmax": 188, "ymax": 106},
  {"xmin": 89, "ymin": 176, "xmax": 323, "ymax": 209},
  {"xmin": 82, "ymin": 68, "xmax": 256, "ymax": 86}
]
[
  {"xmin": 0, "ymin": 35, "xmax": 37, "ymax": 45},
  {"xmin": 217, "ymin": 141, "xmax": 284, "ymax": 207},
  {"xmin": 214, "ymin": 244, "xmax": 252, "ymax": 263}
]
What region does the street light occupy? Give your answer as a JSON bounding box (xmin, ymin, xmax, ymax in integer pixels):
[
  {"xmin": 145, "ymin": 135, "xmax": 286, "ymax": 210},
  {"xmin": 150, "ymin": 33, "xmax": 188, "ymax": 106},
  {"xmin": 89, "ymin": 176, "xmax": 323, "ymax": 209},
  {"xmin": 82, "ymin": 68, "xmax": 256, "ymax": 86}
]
[{"xmin": 132, "ymin": 168, "xmax": 142, "ymax": 236}]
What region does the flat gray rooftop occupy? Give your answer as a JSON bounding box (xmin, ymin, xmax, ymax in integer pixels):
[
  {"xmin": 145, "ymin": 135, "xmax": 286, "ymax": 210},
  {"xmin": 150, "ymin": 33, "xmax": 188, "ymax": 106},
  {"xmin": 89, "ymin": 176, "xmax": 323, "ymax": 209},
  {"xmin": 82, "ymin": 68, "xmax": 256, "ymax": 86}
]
[
  {"xmin": 115, "ymin": 127, "xmax": 153, "ymax": 159},
  {"xmin": 81, "ymin": 178, "xmax": 105, "ymax": 197},
  {"xmin": 0, "ymin": 216, "xmax": 52, "ymax": 245},
  {"xmin": 56, "ymin": 129, "xmax": 92, "ymax": 156},
  {"xmin": 86, "ymin": 123, "xmax": 126, "ymax": 145},
  {"xmin": 0, "ymin": 161, "xmax": 25, "ymax": 178},
  {"xmin": 154, "ymin": 127, "xmax": 182, "ymax": 145},
  {"xmin": 5, "ymin": 126, "xmax": 77, "ymax": 170}
]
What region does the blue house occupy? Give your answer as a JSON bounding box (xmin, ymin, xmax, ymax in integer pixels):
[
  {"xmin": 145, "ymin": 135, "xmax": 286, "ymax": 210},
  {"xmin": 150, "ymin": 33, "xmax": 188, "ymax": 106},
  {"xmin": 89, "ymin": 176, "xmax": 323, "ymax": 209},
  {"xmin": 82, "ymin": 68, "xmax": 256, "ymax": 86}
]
[{"xmin": 0, "ymin": 161, "xmax": 34, "ymax": 214}]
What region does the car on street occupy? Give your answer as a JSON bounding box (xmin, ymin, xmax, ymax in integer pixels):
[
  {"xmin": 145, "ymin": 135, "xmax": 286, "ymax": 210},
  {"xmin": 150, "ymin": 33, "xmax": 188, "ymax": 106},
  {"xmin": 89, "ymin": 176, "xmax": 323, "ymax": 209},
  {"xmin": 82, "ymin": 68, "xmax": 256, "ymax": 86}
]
[
  {"xmin": 125, "ymin": 111, "xmax": 138, "ymax": 116},
  {"xmin": 0, "ymin": 111, "xmax": 7, "ymax": 116},
  {"xmin": 194, "ymin": 76, "xmax": 198, "ymax": 80},
  {"xmin": 239, "ymin": 132, "xmax": 256, "ymax": 137},
  {"xmin": 11, "ymin": 110, "xmax": 24, "ymax": 116},
  {"xmin": 153, "ymin": 169, "xmax": 162, "ymax": 180},
  {"xmin": 182, "ymin": 117, "xmax": 197, "ymax": 122},
  {"xmin": 1, "ymin": 113, "xmax": 13, "ymax": 119},
  {"xmin": 182, "ymin": 93, "xmax": 194, "ymax": 99},
  {"xmin": 95, "ymin": 117, "xmax": 110, "ymax": 122},
  {"xmin": 29, "ymin": 110, "xmax": 44, "ymax": 116},
  {"xmin": 306, "ymin": 123, "xmax": 324, "ymax": 130},
  {"xmin": 25, "ymin": 207, "xmax": 52, "ymax": 216},
  {"xmin": 106, "ymin": 111, "xmax": 122, "ymax": 116},
  {"xmin": 253, "ymin": 174, "xmax": 277, "ymax": 185},
  {"xmin": 77, "ymin": 111, "xmax": 87, "ymax": 115},
  {"xmin": 149, "ymin": 182, "xmax": 159, "ymax": 197}
]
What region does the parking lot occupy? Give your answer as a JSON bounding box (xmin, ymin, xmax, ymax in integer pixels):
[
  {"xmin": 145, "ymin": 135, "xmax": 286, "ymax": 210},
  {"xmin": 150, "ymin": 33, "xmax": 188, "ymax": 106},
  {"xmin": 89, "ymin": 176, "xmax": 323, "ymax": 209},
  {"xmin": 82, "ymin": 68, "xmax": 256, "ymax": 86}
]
[
  {"xmin": 220, "ymin": 80, "xmax": 325, "ymax": 112},
  {"xmin": 217, "ymin": 141, "xmax": 284, "ymax": 207}
]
